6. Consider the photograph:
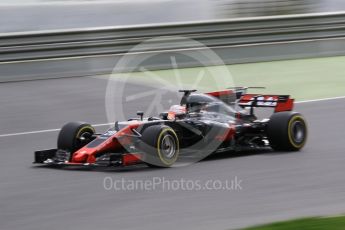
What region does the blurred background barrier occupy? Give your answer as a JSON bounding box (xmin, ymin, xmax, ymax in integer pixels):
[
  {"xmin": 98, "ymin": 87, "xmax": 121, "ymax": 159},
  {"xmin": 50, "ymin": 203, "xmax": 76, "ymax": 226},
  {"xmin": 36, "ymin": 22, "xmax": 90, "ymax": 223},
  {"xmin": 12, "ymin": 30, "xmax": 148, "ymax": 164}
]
[
  {"xmin": 219, "ymin": 0, "xmax": 319, "ymax": 17},
  {"xmin": 0, "ymin": 0, "xmax": 331, "ymax": 33},
  {"xmin": 1, "ymin": 11, "xmax": 345, "ymax": 82}
]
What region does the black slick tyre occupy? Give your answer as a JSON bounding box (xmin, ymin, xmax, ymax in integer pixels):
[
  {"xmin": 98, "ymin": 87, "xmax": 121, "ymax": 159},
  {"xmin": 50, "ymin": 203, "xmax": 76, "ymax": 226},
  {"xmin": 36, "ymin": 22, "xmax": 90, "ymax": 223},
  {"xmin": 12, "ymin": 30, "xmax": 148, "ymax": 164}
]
[
  {"xmin": 140, "ymin": 125, "xmax": 179, "ymax": 168},
  {"xmin": 267, "ymin": 112, "xmax": 307, "ymax": 151},
  {"xmin": 57, "ymin": 122, "xmax": 95, "ymax": 153}
]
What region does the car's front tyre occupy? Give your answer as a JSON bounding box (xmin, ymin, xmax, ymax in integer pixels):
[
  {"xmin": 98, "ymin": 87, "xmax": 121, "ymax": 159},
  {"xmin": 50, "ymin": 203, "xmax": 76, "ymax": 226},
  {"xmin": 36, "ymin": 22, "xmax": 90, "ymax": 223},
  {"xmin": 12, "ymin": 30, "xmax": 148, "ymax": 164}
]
[
  {"xmin": 139, "ymin": 125, "xmax": 179, "ymax": 167},
  {"xmin": 57, "ymin": 122, "xmax": 95, "ymax": 153}
]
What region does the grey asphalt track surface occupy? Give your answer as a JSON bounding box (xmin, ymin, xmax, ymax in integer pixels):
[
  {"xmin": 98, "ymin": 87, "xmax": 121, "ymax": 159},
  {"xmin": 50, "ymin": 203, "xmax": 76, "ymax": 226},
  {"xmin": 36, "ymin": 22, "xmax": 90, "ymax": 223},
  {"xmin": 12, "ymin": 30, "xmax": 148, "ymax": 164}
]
[{"xmin": 0, "ymin": 76, "xmax": 345, "ymax": 230}]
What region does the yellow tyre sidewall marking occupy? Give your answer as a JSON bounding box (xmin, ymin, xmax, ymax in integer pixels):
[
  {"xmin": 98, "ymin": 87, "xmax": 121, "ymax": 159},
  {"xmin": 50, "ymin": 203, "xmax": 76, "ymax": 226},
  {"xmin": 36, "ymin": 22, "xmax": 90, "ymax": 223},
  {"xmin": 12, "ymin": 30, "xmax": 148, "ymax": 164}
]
[
  {"xmin": 76, "ymin": 125, "xmax": 95, "ymax": 139},
  {"xmin": 156, "ymin": 128, "xmax": 179, "ymax": 166},
  {"xmin": 288, "ymin": 115, "xmax": 307, "ymax": 149}
]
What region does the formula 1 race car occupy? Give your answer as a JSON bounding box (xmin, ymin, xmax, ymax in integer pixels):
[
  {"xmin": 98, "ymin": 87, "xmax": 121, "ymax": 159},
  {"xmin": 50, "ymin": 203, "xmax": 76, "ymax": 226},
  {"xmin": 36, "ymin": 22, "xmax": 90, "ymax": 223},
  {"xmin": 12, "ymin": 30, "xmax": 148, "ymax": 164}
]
[{"xmin": 34, "ymin": 87, "xmax": 307, "ymax": 168}]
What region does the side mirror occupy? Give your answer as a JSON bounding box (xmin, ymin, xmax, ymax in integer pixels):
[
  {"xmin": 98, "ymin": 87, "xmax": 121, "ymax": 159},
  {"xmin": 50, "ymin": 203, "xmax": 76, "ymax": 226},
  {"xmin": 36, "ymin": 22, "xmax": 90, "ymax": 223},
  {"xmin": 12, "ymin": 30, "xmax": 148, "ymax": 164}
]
[
  {"xmin": 114, "ymin": 121, "xmax": 119, "ymax": 131},
  {"xmin": 137, "ymin": 111, "xmax": 144, "ymax": 121},
  {"xmin": 159, "ymin": 112, "xmax": 168, "ymax": 120}
]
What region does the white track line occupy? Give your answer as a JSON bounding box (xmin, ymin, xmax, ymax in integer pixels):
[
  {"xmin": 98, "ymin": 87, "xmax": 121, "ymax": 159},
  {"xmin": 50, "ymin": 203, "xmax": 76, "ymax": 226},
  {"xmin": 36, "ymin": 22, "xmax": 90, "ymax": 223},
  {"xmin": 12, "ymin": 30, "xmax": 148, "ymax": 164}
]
[
  {"xmin": 295, "ymin": 95, "xmax": 345, "ymax": 104},
  {"xmin": 0, "ymin": 123, "xmax": 112, "ymax": 138},
  {"xmin": 0, "ymin": 128, "xmax": 60, "ymax": 138},
  {"xmin": 1, "ymin": 96, "xmax": 345, "ymax": 138}
]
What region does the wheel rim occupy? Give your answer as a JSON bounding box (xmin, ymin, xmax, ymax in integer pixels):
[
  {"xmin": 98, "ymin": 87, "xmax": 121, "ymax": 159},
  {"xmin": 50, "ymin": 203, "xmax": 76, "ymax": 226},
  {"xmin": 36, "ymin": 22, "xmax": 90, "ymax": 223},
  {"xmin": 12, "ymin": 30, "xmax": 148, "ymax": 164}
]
[
  {"xmin": 160, "ymin": 134, "xmax": 176, "ymax": 159},
  {"xmin": 76, "ymin": 131, "xmax": 93, "ymax": 148},
  {"xmin": 291, "ymin": 120, "xmax": 305, "ymax": 144}
]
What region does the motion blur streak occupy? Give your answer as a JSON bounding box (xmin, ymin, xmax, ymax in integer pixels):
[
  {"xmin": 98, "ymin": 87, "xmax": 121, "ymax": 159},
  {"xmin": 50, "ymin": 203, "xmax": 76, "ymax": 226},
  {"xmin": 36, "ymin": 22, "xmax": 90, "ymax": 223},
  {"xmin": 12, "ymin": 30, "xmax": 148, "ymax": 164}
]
[{"xmin": 0, "ymin": 0, "xmax": 342, "ymax": 33}]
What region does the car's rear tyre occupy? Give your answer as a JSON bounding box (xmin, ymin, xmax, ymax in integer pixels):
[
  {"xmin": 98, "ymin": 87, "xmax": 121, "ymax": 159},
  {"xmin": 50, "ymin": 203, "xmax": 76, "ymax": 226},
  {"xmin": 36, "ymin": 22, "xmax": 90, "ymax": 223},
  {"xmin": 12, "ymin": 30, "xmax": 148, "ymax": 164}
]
[
  {"xmin": 140, "ymin": 125, "xmax": 179, "ymax": 168},
  {"xmin": 267, "ymin": 112, "xmax": 307, "ymax": 151},
  {"xmin": 57, "ymin": 122, "xmax": 95, "ymax": 153}
]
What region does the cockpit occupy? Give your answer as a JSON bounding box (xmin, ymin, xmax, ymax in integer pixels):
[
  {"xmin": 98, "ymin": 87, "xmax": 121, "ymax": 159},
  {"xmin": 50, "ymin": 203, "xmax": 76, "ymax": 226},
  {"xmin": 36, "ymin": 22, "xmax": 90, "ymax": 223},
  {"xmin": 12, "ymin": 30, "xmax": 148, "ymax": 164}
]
[
  {"xmin": 166, "ymin": 90, "xmax": 240, "ymax": 120},
  {"xmin": 183, "ymin": 91, "xmax": 236, "ymax": 114}
]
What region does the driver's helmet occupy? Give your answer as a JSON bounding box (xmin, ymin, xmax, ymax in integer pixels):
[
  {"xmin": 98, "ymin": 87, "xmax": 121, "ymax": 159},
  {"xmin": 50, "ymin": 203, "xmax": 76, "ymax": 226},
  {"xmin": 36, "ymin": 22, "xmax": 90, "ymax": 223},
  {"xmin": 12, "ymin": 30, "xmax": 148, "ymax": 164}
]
[{"xmin": 167, "ymin": 105, "xmax": 186, "ymax": 120}]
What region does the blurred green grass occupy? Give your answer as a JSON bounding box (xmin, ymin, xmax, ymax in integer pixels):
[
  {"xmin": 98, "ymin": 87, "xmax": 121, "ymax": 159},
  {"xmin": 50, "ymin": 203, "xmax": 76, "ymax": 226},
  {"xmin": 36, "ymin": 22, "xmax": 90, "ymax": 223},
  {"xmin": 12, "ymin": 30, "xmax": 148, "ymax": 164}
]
[
  {"xmin": 243, "ymin": 216, "xmax": 345, "ymax": 230},
  {"xmin": 110, "ymin": 56, "xmax": 345, "ymax": 101}
]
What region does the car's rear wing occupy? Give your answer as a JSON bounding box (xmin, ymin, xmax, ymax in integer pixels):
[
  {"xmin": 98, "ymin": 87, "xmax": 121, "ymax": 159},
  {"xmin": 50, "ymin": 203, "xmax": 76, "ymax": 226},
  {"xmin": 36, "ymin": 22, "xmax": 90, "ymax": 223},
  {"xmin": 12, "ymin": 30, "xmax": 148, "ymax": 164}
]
[
  {"xmin": 238, "ymin": 94, "xmax": 294, "ymax": 113},
  {"xmin": 207, "ymin": 87, "xmax": 266, "ymax": 103},
  {"xmin": 207, "ymin": 87, "xmax": 294, "ymax": 113}
]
